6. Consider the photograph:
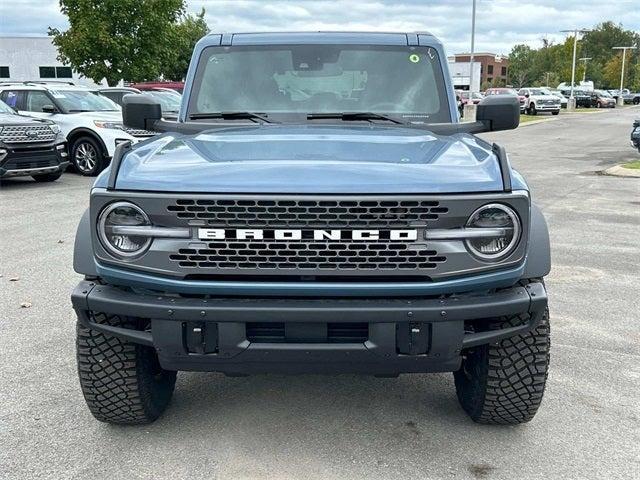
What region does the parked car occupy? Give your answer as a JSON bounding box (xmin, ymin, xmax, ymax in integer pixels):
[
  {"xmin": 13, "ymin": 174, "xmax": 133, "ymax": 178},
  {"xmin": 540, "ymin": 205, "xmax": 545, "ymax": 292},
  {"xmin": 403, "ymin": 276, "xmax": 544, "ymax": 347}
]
[
  {"xmin": 590, "ymin": 90, "xmax": 616, "ymax": 108},
  {"xmin": 559, "ymin": 88, "xmax": 591, "ymax": 107},
  {"xmin": 484, "ymin": 87, "xmax": 525, "ymax": 112},
  {"xmin": 455, "ymin": 90, "xmax": 484, "ymax": 117},
  {"xmin": 541, "ymin": 88, "xmax": 568, "ymax": 109},
  {"xmin": 98, "ymin": 87, "xmax": 181, "ymax": 120},
  {"xmin": 632, "ymin": 119, "xmax": 640, "ymax": 153},
  {"xmin": 0, "ymin": 82, "xmax": 155, "ymax": 176},
  {"xmin": 622, "ymin": 91, "xmax": 640, "ymax": 105},
  {"xmin": 71, "ymin": 31, "xmax": 551, "ymax": 427},
  {"xmin": 129, "ymin": 81, "xmax": 185, "ymax": 94},
  {"xmin": 518, "ymin": 88, "xmax": 561, "ymax": 115},
  {"xmin": 0, "ymin": 98, "xmax": 68, "ymax": 182}
]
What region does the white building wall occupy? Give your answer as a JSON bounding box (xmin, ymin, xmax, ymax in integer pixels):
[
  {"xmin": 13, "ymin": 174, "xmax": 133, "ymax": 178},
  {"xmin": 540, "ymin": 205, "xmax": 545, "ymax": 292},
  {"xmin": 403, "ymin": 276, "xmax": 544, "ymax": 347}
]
[
  {"xmin": 0, "ymin": 36, "xmax": 103, "ymax": 86},
  {"xmin": 448, "ymin": 61, "xmax": 481, "ymax": 92}
]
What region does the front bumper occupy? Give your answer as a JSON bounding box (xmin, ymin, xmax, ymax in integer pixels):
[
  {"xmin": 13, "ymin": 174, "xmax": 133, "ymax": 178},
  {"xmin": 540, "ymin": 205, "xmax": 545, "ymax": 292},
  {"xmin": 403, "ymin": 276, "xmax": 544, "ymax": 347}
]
[
  {"xmin": 72, "ymin": 279, "xmax": 548, "ymax": 375},
  {"xmin": 0, "ymin": 142, "xmax": 68, "ymax": 178},
  {"xmin": 535, "ymin": 104, "xmax": 560, "ymax": 111}
]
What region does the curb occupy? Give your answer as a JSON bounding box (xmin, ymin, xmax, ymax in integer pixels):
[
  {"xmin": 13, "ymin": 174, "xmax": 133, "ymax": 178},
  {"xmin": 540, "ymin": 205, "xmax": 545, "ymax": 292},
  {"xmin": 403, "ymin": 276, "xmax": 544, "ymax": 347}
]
[
  {"xmin": 518, "ymin": 118, "xmax": 558, "ymax": 127},
  {"xmin": 603, "ymin": 164, "xmax": 640, "ymax": 178}
]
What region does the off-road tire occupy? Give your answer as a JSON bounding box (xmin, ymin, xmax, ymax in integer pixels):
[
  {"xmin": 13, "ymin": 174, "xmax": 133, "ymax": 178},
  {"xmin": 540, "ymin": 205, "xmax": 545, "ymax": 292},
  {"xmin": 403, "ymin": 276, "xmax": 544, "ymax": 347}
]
[
  {"xmin": 454, "ymin": 281, "xmax": 550, "ymax": 425},
  {"xmin": 77, "ymin": 312, "xmax": 177, "ymax": 425},
  {"xmin": 32, "ymin": 171, "xmax": 63, "ymax": 182}
]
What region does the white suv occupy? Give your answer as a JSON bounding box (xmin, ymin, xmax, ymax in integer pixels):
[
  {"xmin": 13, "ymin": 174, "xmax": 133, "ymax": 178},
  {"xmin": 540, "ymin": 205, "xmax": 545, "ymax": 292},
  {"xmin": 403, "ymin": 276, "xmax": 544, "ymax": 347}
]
[
  {"xmin": 0, "ymin": 82, "xmax": 154, "ymax": 176},
  {"xmin": 518, "ymin": 88, "xmax": 561, "ymax": 116}
]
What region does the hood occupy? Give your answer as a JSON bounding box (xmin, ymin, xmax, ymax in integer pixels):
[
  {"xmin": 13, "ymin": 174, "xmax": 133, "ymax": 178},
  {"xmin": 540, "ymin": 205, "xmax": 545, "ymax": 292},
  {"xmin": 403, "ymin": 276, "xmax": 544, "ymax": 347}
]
[
  {"xmin": 108, "ymin": 124, "xmax": 510, "ymax": 194},
  {"xmin": 0, "ymin": 112, "xmax": 53, "ymax": 126},
  {"xmin": 72, "ymin": 110, "xmax": 123, "ymax": 121}
]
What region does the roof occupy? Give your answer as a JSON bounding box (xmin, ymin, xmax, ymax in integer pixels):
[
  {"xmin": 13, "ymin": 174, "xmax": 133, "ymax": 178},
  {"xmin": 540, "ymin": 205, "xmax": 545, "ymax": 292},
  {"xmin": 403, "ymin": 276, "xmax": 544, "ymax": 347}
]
[
  {"xmin": 199, "ymin": 31, "xmax": 441, "ymax": 47},
  {"xmin": 0, "ymin": 82, "xmax": 94, "ymax": 91}
]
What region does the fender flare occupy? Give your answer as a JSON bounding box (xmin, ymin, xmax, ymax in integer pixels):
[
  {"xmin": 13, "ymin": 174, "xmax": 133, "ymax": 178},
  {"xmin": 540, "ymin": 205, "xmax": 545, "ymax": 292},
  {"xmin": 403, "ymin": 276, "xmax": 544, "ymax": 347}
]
[
  {"xmin": 67, "ymin": 128, "xmax": 110, "ymax": 159},
  {"xmin": 73, "ymin": 208, "xmax": 97, "ymax": 276},
  {"xmin": 523, "ymin": 203, "xmax": 551, "ymax": 278}
]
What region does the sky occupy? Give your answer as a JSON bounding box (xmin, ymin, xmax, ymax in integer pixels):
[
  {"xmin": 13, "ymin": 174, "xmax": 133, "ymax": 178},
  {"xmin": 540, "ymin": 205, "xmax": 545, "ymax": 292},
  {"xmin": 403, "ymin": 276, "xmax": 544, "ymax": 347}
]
[{"xmin": 1, "ymin": 0, "xmax": 639, "ymax": 55}]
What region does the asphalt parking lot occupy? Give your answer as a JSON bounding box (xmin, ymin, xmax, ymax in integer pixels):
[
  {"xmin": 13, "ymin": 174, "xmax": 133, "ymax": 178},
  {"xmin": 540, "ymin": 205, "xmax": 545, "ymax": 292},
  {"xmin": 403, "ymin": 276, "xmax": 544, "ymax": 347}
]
[{"xmin": 1, "ymin": 107, "xmax": 639, "ymax": 480}]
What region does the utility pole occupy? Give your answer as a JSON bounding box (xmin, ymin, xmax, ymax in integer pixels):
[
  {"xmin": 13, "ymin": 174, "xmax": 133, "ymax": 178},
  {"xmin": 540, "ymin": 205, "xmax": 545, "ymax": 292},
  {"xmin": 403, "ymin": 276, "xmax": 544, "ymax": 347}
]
[
  {"xmin": 612, "ymin": 46, "xmax": 637, "ymax": 105},
  {"xmin": 578, "ymin": 57, "xmax": 592, "ymax": 82},
  {"xmin": 468, "ymin": 0, "xmax": 477, "ymax": 93},
  {"xmin": 560, "ymin": 28, "xmax": 590, "ymax": 110}
]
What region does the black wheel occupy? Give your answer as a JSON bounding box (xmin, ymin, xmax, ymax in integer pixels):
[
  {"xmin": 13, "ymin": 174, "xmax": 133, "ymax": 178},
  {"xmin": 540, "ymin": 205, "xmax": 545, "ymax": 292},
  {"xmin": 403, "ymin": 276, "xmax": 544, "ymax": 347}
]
[
  {"xmin": 551, "ymin": 110, "xmax": 559, "ymax": 116},
  {"xmin": 77, "ymin": 312, "xmax": 177, "ymax": 425},
  {"xmin": 454, "ymin": 283, "xmax": 550, "ymax": 425},
  {"xmin": 72, "ymin": 136, "xmax": 105, "ymax": 176},
  {"xmin": 32, "ymin": 171, "xmax": 63, "ymax": 182},
  {"xmin": 529, "ymin": 104, "xmax": 537, "ymax": 115},
  {"xmin": 634, "ymin": 97, "xmax": 639, "ymax": 105}
]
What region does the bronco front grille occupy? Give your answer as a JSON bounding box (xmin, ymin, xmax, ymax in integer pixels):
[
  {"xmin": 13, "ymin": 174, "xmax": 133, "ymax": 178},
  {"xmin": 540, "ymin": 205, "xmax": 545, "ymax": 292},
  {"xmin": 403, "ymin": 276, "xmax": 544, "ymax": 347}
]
[
  {"xmin": 0, "ymin": 125, "xmax": 56, "ymax": 143},
  {"xmin": 170, "ymin": 240, "xmax": 446, "ymax": 271},
  {"xmin": 167, "ymin": 198, "xmax": 448, "ymax": 228}
]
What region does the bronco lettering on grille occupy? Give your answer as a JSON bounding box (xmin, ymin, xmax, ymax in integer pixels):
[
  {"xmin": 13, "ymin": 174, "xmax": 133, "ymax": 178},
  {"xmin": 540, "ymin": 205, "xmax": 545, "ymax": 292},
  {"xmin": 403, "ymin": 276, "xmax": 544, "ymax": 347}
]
[{"xmin": 198, "ymin": 228, "xmax": 418, "ymax": 241}]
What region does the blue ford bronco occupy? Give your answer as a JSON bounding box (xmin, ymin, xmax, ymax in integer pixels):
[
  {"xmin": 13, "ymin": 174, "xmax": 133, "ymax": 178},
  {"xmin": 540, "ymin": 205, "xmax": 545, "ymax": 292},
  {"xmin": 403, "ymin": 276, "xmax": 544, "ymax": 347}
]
[{"xmin": 72, "ymin": 32, "xmax": 551, "ymax": 425}]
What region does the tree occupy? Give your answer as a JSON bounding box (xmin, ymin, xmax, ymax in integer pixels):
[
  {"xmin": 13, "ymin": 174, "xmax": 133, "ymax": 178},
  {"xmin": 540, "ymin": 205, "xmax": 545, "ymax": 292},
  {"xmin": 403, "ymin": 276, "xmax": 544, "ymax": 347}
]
[
  {"xmin": 508, "ymin": 44, "xmax": 535, "ymax": 87},
  {"xmin": 49, "ymin": 0, "xmax": 186, "ymax": 86},
  {"xmin": 161, "ymin": 8, "xmax": 209, "ymax": 80},
  {"xmin": 603, "ymin": 52, "xmax": 633, "ymax": 89}
]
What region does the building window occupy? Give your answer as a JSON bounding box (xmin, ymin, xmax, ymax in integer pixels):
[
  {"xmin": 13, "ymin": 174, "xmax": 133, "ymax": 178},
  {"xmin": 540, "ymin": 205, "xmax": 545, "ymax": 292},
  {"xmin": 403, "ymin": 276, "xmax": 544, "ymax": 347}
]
[
  {"xmin": 487, "ymin": 65, "xmax": 494, "ymax": 74},
  {"xmin": 501, "ymin": 66, "xmax": 507, "ymax": 76},
  {"xmin": 56, "ymin": 66, "xmax": 72, "ymax": 78},
  {"xmin": 39, "ymin": 66, "xmax": 73, "ymax": 79},
  {"xmin": 487, "ymin": 77, "xmax": 493, "ymax": 83},
  {"xmin": 0, "ymin": 66, "xmax": 9, "ymax": 78}
]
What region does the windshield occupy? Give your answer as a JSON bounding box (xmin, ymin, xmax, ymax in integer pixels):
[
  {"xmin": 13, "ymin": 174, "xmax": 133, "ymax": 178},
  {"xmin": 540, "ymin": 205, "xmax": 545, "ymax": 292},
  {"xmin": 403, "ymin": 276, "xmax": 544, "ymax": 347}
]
[
  {"xmin": 489, "ymin": 88, "xmax": 518, "ymax": 96},
  {"xmin": 529, "ymin": 89, "xmax": 546, "ymax": 95},
  {"xmin": 51, "ymin": 89, "xmax": 120, "ymax": 112},
  {"xmin": 0, "ymin": 99, "xmax": 15, "ymax": 114},
  {"xmin": 597, "ymin": 90, "xmax": 612, "ymax": 97},
  {"xmin": 147, "ymin": 91, "xmax": 182, "ymax": 112},
  {"xmin": 189, "ymin": 44, "xmax": 450, "ymax": 122}
]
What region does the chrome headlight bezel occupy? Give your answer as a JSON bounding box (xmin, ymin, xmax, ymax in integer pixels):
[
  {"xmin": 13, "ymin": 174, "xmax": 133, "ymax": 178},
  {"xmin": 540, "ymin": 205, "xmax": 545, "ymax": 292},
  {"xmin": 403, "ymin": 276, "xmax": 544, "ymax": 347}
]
[
  {"xmin": 97, "ymin": 201, "xmax": 153, "ymax": 258},
  {"xmin": 464, "ymin": 203, "xmax": 522, "ymax": 261}
]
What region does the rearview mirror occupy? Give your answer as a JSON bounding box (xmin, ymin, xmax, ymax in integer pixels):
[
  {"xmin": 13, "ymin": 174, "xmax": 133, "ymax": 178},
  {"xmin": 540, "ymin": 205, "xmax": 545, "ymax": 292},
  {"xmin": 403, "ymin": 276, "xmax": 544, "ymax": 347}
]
[
  {"xmin": 42, "ymin": 104, "xmax": 58, "ymax": 114},
  {"xmin": 122, "ymin": 94, "xmax": 162, "ymax": 131},
  {"xmin": 476, "ymin": 95, "xmax": 520, "ymax": 132}
]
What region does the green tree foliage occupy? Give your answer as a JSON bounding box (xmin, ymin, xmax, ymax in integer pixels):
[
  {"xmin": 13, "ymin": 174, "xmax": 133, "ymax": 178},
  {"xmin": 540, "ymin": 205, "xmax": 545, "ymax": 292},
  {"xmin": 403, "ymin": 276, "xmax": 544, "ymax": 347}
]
[
  {"xmin": 507, "ymin": 22, "xmax": 640, "ymax": 90},
  {"xmin": 49, "ymin": 0, "xmax": 187, "ymax": 85},
  {"xmin": 162, "ymin": 8, "xmax": 209, "ymax": 81}
]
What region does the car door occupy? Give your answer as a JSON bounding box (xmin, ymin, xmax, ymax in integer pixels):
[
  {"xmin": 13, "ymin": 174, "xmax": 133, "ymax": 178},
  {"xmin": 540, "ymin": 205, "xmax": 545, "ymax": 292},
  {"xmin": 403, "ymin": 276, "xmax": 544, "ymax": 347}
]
[
  {"xmin": 22, "ymin": 90, "xmax": 60, "ymax": 120},
  {"xmin": 0, "ymin": 90, "xmax": 26, "ymax": 111}
]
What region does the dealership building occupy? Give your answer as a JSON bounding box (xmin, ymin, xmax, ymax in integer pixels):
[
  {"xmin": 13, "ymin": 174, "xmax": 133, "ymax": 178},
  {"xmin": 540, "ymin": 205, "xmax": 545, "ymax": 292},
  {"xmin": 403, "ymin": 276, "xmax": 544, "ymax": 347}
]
[{"xmin": 0, "ymin": 36, "xmax": 101, "ymax": 86}]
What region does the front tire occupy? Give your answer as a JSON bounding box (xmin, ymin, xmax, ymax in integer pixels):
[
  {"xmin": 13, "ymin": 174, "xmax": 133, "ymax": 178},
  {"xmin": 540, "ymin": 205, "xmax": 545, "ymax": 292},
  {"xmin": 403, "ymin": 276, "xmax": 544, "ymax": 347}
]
[
  {"xmin": 528, "ymin": 104, "xmax": 537, "ymax": 115},
  {"xmin": 77, "ymin": 312, "xmax": 177, "ymax": 425},
  {"xmin": 72, "ymin": 136, "xmax": 105, "ymax": 176},
  {"xmin": 454, "ymin": 299, "xmax": 550, "ymax": 425},
  {"xmin": 552, "ymin": 110, "xmax": 559, "ymax": 116}
]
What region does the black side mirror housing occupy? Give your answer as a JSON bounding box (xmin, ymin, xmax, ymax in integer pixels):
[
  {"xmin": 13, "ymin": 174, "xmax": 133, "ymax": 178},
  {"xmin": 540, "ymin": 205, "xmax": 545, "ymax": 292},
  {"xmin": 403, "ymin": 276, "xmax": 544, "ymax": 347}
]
[
  {"xmin": 476, "ymin": 95, "xmax": 520, "ymax": 132},
  {"xmin": 122, "ymin": 94, "xmax": 162, "ymax": 131},
  {"xmin": 42, "ymin": 104, "xmax": 58, "ymax": 114}
]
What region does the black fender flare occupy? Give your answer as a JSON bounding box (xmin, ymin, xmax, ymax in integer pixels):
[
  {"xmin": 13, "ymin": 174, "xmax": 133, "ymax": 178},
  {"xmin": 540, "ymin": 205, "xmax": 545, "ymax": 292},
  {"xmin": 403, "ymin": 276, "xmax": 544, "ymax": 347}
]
[
  {"xmin": 73, "ymin": 208, "xmax": 97, "ymax": 276},
  {"xmin": 523, "ymin": 203, "xmax": 551, "ymax": 278},
  {"xmin": 67, "ymin": 128, "xmax": 110, "ymax": 159}
]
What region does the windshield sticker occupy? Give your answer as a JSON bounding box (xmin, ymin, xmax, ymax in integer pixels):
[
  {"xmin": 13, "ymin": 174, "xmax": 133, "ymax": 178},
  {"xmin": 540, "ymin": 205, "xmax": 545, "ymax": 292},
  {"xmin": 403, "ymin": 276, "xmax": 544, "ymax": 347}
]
[{"xmin": 409, "ymin": 54, "xmax": 420, "ymax": 63}]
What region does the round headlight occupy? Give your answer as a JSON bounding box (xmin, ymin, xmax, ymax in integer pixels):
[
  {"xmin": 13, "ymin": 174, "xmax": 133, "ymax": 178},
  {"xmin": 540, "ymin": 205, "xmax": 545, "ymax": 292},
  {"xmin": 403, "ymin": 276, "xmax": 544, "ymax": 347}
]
[
  {"xmin": 98, "ymin": 202, "xmax": 152, "ymax": 258},
  {"xmin": 465, "ymin": 203, "xmax": 521, "ymax": 261}
]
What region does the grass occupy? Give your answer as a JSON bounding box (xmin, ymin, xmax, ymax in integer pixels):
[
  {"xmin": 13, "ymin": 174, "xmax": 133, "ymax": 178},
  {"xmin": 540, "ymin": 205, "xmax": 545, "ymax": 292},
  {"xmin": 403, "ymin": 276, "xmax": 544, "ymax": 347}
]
[{"xmin": 622, "ymin": 160, "xmax": 640, "ymax": 170}]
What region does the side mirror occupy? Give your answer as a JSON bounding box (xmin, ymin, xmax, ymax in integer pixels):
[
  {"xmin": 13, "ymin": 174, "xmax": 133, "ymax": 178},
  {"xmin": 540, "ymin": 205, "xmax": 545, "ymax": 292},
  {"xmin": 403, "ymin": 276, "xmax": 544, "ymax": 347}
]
[
  {"xmin": 42, "ymin": 104, "xmax": 58, "ymax": 114},
  {"xmin": 476, "ymin": 95, "xmax": 520, "ymax": 132},
  {"xmin": 122, "ymin": 94, "xmax": 162, "ymax": 131},
  {"xmin": 524, "ymin": 93, "xmax": 530, "ymax": 98}
]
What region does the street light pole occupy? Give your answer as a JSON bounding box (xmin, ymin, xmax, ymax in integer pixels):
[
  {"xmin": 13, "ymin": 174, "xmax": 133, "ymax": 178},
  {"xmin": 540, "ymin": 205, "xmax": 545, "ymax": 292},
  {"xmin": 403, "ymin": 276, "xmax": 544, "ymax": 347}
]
[
  {"xmin": 578, "ymin": 57, "xmax": 592, "ymax": 82},
  {"xmin": 468, "ymin": 0, "xmax": 477, "ymax": 93},
  {"xmin": 612, "ymin": 46, "xmax": 637, "ymax": 105},
  {"xmin": 560, "ymin": 28, "xmax": 590, "ymax": 110}
]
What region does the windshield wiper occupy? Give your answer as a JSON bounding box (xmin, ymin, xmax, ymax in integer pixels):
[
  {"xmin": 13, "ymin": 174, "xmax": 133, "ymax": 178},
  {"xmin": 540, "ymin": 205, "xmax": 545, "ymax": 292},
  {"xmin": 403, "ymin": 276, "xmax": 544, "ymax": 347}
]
[
  {"xmin": 189, "ymin": 111, "xmax": 274, "ymax": 123},
  {"xmin": 307, "ymin": 112, "xmax": 404, "ymax": 124}
]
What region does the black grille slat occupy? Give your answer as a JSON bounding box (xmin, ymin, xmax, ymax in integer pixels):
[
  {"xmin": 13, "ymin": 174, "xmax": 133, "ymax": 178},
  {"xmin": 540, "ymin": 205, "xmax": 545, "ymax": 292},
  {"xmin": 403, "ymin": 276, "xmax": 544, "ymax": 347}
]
[
  {"xmin": 0, "ymin": 125, "xmax": 56, "ymax": 143},
  {"xmin": 246, "ymin": 322, "xmax": 368, "ymax": 343},
  {"xmin": 167, "ymin": 198, "xmax": 448, "ymax": 228}
]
